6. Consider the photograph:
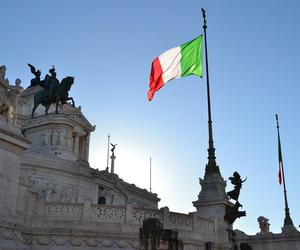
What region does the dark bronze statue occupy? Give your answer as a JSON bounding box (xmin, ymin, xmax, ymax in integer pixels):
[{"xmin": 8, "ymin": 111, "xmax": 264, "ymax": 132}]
[
  {"xmin": 29, "ymin": 65, "xmax": 76, "ymax": 118},
  {"xmin": 43, "ymin": 66, "xmax": 60, "ymax": 99},
  {"xmin": 224, "ymin": 171, "xmax": 247, "ymax": 225},
  {"xmin": 110, "ymin": 143, "xmax": 117, "ymax": 153},
  {"xmin": 224, "ymin": 201, "xmax": 246, "ymax": 224},
  {"xmin": 227, "ymin": 171, "xmax": 247, "ymax": 201},
  {"xmin": 31, "ymin": 76, "xmax": 75, "ymax": 118},
  {"xmin": 28, "ymin": 64, "xmax": 43, "ymax": 88}
]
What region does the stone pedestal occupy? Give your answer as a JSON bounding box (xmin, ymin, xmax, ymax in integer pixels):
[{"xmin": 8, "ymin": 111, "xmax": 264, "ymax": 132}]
[
  {"xmin": 17, "ymin": 87, "xmax": 95, "ymax": 162},
  {"xmin": 21, "ymin": 114, "xmax": 90, "ymax": 161},
  {"xmin": 110, "ymin": 153, "xmax": 116, "ymax": 173},
  {"xmin": 0, "ymin": 117, "xmax": 30, "ymax": 217},
  {"xmin": 193, "ymin": 172, "xmax": 233, "ymax": 249},
  {"xmin": 282, "ymin": 224, "xmax": 298, "ymax": 233}
]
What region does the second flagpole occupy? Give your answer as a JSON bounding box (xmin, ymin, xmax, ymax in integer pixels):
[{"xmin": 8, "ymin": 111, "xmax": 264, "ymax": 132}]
[{"xmin": 275, "ymin": 114, "xmax": 295, "ymax": 229}]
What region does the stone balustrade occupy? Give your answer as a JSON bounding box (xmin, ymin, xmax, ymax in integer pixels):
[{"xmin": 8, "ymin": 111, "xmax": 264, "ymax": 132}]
[
  {"xmin": 91, "ymin": 204, "xmax": 126, "ymax": 223},
  {"xmin": 42, "ymin": 201, "xmax": 214, "ymax": 235},
  {"xmin": 45, "ymin": 202, "xmax": 83, "ymax": 218},
  {"xmin": 168, "ymin": 211, "xmax": 192, "ymax": 230},
  {"xmin": 132, "ymin": 207, "xmax": 162, "ymax": 225}
]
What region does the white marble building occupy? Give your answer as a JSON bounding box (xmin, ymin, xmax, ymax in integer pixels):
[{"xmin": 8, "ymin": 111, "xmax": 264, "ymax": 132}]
[{"xmin": 0, "ymin": 65, "xmax": 299, "ymax": 250}]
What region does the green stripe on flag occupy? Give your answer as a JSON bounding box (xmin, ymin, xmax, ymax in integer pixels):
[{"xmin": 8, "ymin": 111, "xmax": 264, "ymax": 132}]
[{"xmin": 180, "ymin": 35, "xmax": 203, "ymax": 78}]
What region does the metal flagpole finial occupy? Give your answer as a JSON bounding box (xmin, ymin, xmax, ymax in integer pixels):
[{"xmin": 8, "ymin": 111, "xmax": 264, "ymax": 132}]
[
  {"xmin": 150, "ymin": 156, "xmax": 152, "ymax": 193},
  {"xmin": 201, "ymin": 8, "xmax": 207, "ymax": 29},
  {"xmin": 106, "ymin": 133, "xmax": 110, "ymax": 171},
  {"xmin": 275, "ymin": 114, "xmax": 279, "ymax": 128}
]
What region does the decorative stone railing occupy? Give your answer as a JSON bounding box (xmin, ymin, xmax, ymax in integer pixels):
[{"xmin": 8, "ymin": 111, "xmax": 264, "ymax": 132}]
[
  {"xmin": 42, "ymin": 202, "xmax": 214, "ymax": 235},
  {"xmin": 91, "ymin": 204, "xmax": 126, "ymax": 223},
  {"xmin": 132, "ymin": 207, "xmax": 162, "ymax": 225},
  {"xmin": 168, "ymin": 212, "xmax": 192, "ymax": 230},
  {"xmin": 45, "ymin": 202, "xmax": 83, "ymax": 218}
]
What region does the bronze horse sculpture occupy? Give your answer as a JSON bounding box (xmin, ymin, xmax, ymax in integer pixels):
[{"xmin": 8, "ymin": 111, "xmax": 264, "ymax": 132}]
[{"xmin": 31, "ymin": 76, "xmax": 75, "ymax": 118}]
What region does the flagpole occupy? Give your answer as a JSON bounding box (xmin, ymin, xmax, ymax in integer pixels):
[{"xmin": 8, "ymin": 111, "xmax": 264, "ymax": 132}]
[
  {"xmin": 106, "ymin": 134, "xmax": 110, "ymax": 171},
  {"xmin": 201, "ymin": 8, "xmax": 220, "ymax": 175},
  {"xmin": 275, "ymin": 114, "xmax": 294, "ymax": 229},
  {"xmin": 150, "ymin": 157, "xmax": 152, "ymax": 193}
]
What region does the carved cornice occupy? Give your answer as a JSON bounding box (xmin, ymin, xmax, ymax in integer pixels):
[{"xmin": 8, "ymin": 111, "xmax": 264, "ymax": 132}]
[
  {"xmin": 90, "ymin": 170, "xmax": 160, "ymax": 203},
  {"xmin": 21, "ymin": 112, "xmax": 94, "ymax": 133}
]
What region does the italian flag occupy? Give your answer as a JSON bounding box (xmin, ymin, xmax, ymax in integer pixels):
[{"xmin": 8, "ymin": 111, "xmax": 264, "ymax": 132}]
[{"xmin": 148, "ymin": 35, "xmax": 203, "ymax": 101}]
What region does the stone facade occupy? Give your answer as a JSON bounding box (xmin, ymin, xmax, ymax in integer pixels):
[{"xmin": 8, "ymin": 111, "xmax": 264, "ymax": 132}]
[
  {"xmin": 0, "ymin": 65, "xmax": 299, "ymax": 250},
  {"xmin": 233, "ymin": 228, "xmax": 300, "ymax": 250},
  {"xmin": 0, "ymin": 66, "xmax": 216, "ymax": 250}
]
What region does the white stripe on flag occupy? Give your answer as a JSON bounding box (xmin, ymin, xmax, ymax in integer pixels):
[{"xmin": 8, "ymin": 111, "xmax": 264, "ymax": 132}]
[{"xmin": 158, "ymin": 46, "xmax": 182, "ymax": 84}]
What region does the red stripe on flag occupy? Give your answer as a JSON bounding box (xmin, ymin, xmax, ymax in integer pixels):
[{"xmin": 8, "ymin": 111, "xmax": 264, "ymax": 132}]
[
  {"xmin": 148, "ymin": 57, "xmax": 164, "ymax": 101},
  {"xmin": 278, "ymin": 163, "xmax": 282, "ymax": 185}
]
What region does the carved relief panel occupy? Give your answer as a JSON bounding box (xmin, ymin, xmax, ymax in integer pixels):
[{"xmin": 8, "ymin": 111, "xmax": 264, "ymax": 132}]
[{"xmin": 30, "ymin": 177, "xmax": 92, "ymax": 203}]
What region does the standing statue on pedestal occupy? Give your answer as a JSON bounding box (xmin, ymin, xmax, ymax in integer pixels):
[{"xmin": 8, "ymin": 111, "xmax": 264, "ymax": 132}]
[
  {"xmin": 227, "ymin": 171, "xmax": 247, "ymax": 201},
  {"xmin": 0, "ymin": 65, "xmax": 10, "ymax": 85},
  {"xmin": 110, "ymin": 143, "xmax": 117, "ymax": 153},
  {"xmin": 0, "ymin": 65, "xmax": 23, "ymax": 125},
  {"xmin": 257, "ymin": 216, "xmax": 270, "ymax": 234},
  {"xmin": 29, "ymin": 64, "xmax": 75, "ymax": 118},
  {"xmin": 224, "ymin": 171, "xmax": 247, "ymax": 224}
]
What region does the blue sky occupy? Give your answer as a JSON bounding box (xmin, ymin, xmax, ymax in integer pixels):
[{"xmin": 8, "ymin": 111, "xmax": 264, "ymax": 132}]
[{"xmin": 2, "ymin": 0, "xmax": 300, "ymax": 234}]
